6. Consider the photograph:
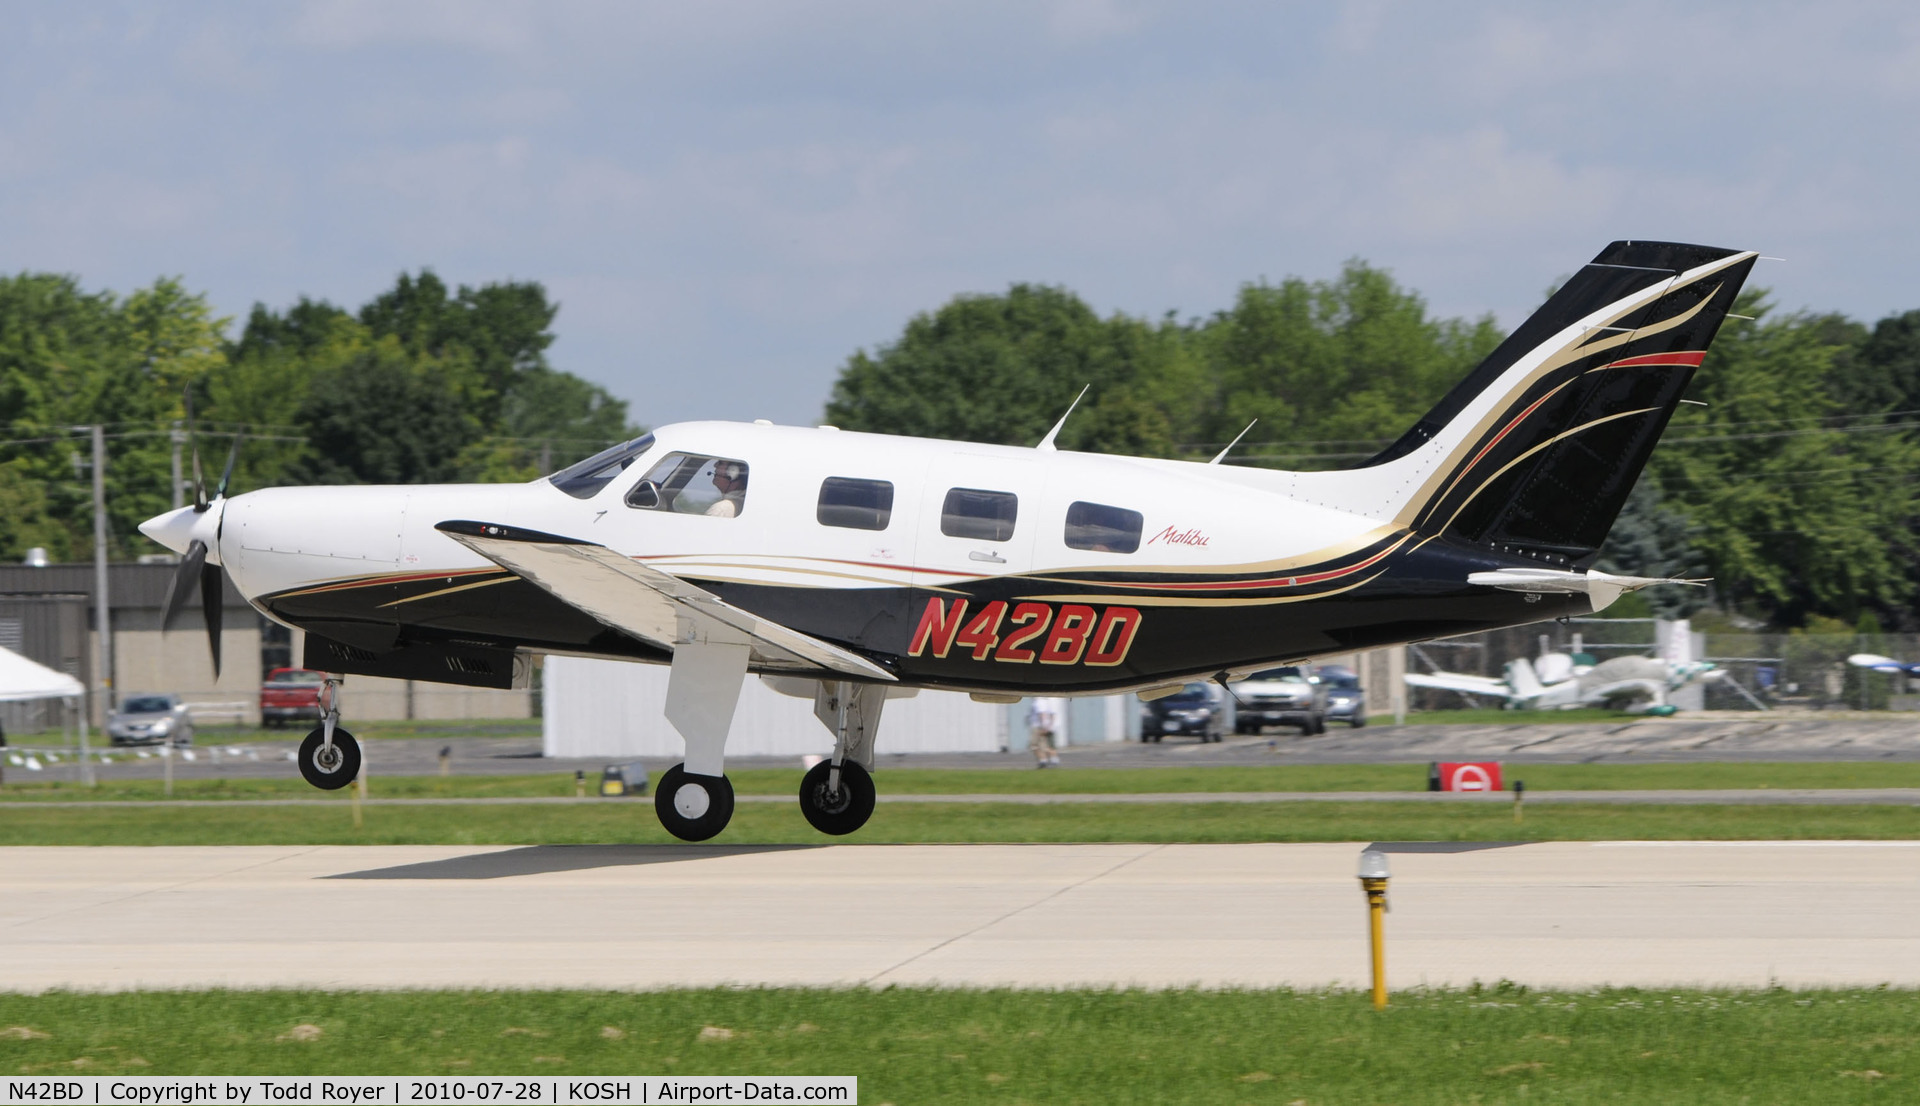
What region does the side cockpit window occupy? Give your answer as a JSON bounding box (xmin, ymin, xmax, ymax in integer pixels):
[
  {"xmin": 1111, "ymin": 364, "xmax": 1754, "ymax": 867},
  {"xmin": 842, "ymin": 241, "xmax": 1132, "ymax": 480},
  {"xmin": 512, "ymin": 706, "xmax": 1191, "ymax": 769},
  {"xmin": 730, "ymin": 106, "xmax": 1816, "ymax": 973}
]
[
  {"xmin": 1064, "ymin": 501, "xmax": 1143, "ymax": 553},
  {"xmin": 941, "ymin": 488, "xmax": 1018, "ymax": 541},
  {"xmin": 626, "ymin": 453, "xmax": 750, "ymax": 517},
  {"xmin": 548, "ymin": 434, "xmax": 655, "ymax": 499},
  {"xmin": 818, "ymin": 477, "xmax": 894, "ymax": 531}
]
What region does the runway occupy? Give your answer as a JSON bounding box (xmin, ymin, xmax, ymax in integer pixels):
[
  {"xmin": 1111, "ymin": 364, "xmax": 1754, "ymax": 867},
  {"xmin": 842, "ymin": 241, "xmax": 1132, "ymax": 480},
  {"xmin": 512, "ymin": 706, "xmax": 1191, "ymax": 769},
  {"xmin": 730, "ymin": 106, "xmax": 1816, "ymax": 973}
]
[{"xmin": 4, "ymin": 841, "xmax": 1918, "ymax": 992}]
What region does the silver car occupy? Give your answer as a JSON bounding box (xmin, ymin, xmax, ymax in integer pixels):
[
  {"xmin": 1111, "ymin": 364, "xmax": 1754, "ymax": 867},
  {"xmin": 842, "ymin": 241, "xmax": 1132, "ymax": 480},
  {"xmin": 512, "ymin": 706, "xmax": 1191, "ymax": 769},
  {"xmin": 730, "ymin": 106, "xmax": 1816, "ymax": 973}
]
[{"xmin": 107, "ymin": 694, "xmax": 195, "ymax": 747}]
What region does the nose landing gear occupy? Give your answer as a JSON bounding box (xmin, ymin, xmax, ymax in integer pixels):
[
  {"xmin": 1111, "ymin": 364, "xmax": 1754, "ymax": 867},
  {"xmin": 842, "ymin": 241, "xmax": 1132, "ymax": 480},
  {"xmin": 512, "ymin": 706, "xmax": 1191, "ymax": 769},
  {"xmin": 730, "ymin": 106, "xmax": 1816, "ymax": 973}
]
[{"xmin": 296, "ymin": 677, "xmax": 359, "ymax": 790}]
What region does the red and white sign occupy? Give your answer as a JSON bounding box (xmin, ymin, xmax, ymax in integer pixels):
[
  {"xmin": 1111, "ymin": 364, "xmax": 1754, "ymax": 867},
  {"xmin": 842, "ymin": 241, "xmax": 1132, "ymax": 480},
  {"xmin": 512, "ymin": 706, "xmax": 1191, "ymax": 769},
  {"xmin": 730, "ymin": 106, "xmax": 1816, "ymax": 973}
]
[{"xmin": 1437, "ymin": 761, "xmax": 1503, "ymax": 792}]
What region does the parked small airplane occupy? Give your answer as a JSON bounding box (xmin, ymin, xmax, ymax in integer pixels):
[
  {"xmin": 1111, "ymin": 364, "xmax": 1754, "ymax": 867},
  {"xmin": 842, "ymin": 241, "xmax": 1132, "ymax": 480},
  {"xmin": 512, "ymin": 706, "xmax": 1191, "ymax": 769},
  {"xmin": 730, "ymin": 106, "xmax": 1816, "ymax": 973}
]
[
  {"xmin": 141, "ymin": 240, "xmax": 1757, "ymax": 840},
  {"xmin": 1406, "ymin": 652, "xmax": 1724, "ymax": 715}
]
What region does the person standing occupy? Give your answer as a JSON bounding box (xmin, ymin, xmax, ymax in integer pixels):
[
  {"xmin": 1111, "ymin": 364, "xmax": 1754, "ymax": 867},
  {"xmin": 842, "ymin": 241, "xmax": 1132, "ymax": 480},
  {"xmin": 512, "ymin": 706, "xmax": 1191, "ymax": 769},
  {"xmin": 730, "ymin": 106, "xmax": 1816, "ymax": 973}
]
[{"xmin": 1026, "ymin": 697, "xmax": 1063, "ymax": 768}]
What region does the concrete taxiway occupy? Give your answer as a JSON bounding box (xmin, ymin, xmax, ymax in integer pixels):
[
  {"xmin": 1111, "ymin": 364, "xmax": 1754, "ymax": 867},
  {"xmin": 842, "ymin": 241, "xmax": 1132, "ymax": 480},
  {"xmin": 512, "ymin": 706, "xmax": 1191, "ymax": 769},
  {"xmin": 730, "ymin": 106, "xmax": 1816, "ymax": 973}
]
[{"xmin": 3, "ymin": 842, "xmax": 1917, "ymax": 992}]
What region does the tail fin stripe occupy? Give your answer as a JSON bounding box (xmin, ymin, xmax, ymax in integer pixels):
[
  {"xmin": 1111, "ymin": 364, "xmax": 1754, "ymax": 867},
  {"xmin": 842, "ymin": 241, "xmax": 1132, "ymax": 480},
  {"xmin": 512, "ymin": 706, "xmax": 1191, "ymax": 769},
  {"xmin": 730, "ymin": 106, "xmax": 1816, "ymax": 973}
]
[
  {"xmin": 1432, "ymin": 406, "xmax": 1664, "ymax": 537},
  {"xmin": 1444, "ymin": 381, "xmax": 1577, "ymax": 499},
  {"xmin": 1604, "ymin": 350, "xmax": 1707, "ymax": 370}
]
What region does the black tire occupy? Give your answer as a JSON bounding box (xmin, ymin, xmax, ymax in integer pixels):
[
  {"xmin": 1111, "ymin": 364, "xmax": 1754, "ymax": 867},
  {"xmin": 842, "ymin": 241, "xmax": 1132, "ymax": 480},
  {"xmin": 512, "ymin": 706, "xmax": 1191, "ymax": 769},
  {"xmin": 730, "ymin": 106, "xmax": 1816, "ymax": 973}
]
[
  {"xmin": 297, "ymin": 728, "xmax": 361, "ymax": 791},
  {"xmin": 798, "ymin": 759, "xmax": 876, "ymax": 836},
  {"xmin": 654, "ymin": 763, "xmax": 735, "ymax": 841},
  {"xmin": 1350, "ymin": 714, "xmax": 1367, "ymax": 728},
  {"xmin": 1313, "ymin": 713, "xmax": 1327, "ymax": 735}
]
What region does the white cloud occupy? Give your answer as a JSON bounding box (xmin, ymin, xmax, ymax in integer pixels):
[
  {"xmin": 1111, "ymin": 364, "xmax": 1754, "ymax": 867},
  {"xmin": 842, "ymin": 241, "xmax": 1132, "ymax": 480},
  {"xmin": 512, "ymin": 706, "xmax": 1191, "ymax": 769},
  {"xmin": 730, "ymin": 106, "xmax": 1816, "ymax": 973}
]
[{"xmin": 3, "ymin": 1, "xmax": 1918, "ymax": 425}]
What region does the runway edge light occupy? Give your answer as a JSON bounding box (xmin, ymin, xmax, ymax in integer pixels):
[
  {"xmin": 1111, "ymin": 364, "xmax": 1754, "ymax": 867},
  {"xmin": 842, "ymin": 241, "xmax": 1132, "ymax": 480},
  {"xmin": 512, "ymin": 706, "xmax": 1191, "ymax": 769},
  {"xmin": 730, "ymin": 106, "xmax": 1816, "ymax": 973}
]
[{"xmin": 1358, "ymin": 848, "xmax": 1390, "ymax": 1010}]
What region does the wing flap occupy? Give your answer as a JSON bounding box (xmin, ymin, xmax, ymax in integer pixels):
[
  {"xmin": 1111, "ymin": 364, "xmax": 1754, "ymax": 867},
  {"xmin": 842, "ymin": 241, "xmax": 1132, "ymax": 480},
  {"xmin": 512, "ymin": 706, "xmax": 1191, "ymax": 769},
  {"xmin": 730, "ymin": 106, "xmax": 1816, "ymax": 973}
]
[{"xmin": 436, "ymin": 520, "xmax": 895, "ymax": 682}]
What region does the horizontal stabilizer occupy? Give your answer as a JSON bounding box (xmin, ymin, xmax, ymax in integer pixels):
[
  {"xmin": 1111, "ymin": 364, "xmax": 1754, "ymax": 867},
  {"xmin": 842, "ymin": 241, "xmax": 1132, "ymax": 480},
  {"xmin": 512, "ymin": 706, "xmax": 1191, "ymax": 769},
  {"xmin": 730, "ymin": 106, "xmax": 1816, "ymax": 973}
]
[
  {"xmin": 1467, "ymin": 567, "xmax": 1706, "ymax": 613},
  {"xmin": 436, "ymin": 520, "xmax": 896, "ymax": 682}
]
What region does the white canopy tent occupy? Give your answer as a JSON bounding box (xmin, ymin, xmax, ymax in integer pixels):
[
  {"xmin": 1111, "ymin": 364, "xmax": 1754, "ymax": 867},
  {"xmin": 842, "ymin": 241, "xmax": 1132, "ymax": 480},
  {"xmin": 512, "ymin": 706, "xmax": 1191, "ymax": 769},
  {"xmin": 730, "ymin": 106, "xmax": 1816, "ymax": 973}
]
[
  {"xmin": 0, "ymin": 644, "xmax": 90, "ymax": 783},
  {"xmin": 0, "ymin": 644, "xmax": 85, "ymax": 703}
]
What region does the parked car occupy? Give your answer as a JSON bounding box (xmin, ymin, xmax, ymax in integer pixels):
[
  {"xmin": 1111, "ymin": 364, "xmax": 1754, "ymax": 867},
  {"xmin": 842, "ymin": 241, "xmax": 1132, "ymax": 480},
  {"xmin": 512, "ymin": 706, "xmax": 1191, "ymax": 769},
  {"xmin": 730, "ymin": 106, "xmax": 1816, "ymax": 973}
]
[
  {"xmin": 260, "ymin": 667, "xmax": 327, "ymax": 728},
  {"xmin": 1313, "ymin": 663, "xmax": 1367, "ymax": 727},
  {"xmin": 107, "ymin": 693, "xmax": 194, "ymax": 747},
  {"xmin": 1139, "ymin": 682, "xmax": 1226, "ymax": 743},
  {"xmin": 1230, "ymin": 666, "xmax": 1327, "ymax": 734}
]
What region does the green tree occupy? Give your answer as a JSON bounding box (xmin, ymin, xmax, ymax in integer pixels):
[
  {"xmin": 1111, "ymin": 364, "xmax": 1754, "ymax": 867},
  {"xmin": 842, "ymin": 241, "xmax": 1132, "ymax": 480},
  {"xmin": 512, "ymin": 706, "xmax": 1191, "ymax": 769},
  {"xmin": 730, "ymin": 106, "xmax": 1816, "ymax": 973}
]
[
  {"xmin": 295, "ymin": 338, "xmax": 487, "ymax": 485},
  {"xmin": 1594, "ymin": 478, "xmax": 1708, "ymax": 618},
  {"xmin": 0, "ymin": 273, "xmax": 226, "ymax": 560},
  {"xmin": 1191, "ymin": 261, "xmax": 1504, "ymax": 467},
  {"xmin": 1831, "ymin": 309, "xmax": 1920, "ymax": 415},
  {"xmin": 823, "ymin": 284, "xmax": 1204, "ymax": 455},
  {"xmin": 1649, "ymin": 294, "xmax": 1920, "ymax": 625}
]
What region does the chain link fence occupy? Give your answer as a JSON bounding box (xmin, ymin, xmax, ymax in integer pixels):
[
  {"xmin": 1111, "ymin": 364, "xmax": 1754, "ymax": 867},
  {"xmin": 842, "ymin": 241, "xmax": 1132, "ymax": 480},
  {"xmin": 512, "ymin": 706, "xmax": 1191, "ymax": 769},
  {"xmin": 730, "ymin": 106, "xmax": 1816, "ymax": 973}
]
[{"xmin": 1406, "ymin": 620, "xmax": 1920, "ymax": 712}]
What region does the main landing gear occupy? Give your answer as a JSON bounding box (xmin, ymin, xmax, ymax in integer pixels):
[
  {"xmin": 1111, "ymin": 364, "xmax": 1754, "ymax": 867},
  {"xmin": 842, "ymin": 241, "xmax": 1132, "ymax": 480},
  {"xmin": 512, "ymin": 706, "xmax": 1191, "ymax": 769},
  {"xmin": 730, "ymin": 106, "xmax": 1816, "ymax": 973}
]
[
  {"xmin": 654, "ymin": 764, "xmax": 735, "ymax": 841},
  {"xmin": 797, "ymin": 680, "xmax": 883, "ymax": 836},
  {"xmin": 649, "ymin": 637, "xmax": 891, "ymax": 842},
  {"xmin": 296, "ymin": 678, "xmax": 360, "ymax": 790},
  {"xmin": 799, "ymin": 758, "xmax": 875, "ymax": 836}
]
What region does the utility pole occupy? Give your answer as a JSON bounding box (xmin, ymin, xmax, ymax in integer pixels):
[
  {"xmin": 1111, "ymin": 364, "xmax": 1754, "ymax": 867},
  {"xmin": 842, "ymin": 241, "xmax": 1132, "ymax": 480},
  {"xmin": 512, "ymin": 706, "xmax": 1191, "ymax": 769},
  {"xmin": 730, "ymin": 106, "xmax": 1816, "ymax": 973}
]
[
  {"xmin": 85, "ymin": 425, "xmax": 108, "ymax": 787},
  {"xmin": 170, "ymin": 421, "xmax": 184, "ymax": 511}
]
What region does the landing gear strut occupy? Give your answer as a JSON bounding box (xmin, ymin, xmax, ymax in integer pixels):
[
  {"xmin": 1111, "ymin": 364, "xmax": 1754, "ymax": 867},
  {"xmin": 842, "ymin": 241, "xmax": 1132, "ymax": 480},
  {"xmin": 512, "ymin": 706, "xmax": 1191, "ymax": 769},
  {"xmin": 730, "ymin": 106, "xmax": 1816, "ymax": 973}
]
[
  {"xmin": 655, "ymin": 641, "xmax": 749, "ymax": 841},
  {"xmin": 802, "ymin": 680, "xmax": 886, "ymax": 836},
  {"xmin": 654, "ymin": 763, "xmax": 736, "ymax": 841},
  {"xmin": 297, "ymin": 678, "xmax": 360, "ymax": 790}
]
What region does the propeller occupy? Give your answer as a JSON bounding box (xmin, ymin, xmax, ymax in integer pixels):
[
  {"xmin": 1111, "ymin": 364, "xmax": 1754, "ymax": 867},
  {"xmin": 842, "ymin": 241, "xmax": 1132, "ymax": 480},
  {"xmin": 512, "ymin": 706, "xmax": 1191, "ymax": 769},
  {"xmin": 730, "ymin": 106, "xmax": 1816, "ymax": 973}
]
[{"xmin": 159, "ymin": 387, "xmax": 242, "ymax": 677}]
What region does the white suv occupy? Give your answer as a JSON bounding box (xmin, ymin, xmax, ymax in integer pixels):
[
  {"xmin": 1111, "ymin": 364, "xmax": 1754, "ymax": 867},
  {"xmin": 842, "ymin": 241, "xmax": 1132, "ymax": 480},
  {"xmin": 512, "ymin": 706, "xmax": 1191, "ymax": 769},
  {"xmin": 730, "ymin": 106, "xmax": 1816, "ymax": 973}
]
[{"xmin": 1229, "ymin": 667, "xmax": 1327, "ymax": 735}]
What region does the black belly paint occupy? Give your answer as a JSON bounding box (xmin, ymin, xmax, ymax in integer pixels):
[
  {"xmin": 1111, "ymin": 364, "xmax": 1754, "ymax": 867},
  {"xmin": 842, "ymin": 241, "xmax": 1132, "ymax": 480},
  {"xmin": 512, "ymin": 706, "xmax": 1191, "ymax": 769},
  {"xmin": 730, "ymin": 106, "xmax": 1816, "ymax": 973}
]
[{"xmin": 256, "ymin": 534, "xmax": 1589, "ymax": 693}]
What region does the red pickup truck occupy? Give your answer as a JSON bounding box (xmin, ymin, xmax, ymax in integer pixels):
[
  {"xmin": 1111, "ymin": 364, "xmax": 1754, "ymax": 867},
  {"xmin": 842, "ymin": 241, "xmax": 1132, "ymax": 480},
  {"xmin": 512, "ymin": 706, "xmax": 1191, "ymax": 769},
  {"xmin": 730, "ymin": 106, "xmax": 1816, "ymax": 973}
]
[{"xmin": 260, "ymin": 667, "xmax": 326, "ymax": 728}]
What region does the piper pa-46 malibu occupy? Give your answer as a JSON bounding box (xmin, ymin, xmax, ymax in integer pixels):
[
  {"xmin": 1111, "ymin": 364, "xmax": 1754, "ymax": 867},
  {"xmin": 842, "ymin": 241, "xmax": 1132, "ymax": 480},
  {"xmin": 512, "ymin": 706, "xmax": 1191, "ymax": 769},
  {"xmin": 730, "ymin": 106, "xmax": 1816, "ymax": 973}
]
[{"xmin": 140, "ymin": 240, "xmax": 1757, "ymax": 841}]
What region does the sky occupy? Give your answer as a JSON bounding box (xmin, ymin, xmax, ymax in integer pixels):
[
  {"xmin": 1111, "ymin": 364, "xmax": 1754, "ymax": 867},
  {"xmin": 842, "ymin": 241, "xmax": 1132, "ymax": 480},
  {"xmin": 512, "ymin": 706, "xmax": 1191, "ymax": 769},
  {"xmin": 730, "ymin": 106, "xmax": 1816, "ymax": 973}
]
[{"xmin": 6, "ymin": 1, "xmax": 1920, "ymax": 430}]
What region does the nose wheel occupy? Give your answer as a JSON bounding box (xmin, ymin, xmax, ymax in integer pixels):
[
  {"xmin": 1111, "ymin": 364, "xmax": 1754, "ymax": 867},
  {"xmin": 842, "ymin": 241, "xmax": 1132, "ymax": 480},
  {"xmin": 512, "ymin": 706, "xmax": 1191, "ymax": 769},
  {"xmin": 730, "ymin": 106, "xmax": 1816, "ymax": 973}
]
[
  {"xmin": 798, "ymin": 759, "xmax": 875, "ymax": 836},
  {"xmin": 296, "ymin": 677, "xmax": 359, "ymax": 790},
  {"xmin": 654, "ymin": 763, "xmax": 735, "ymax": 841},
  {"xmin": 297, "ymin": 726, "xmax": 360, "ymax": 790}
]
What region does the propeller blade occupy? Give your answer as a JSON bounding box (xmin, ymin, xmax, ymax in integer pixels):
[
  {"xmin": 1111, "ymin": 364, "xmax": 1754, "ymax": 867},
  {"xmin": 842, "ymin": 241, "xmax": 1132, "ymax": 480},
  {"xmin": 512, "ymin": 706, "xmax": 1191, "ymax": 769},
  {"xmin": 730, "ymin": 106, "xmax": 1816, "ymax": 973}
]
[
  {"xmin": 216, "ymin": 431, "xmax": 243, "ymax": 501},
  {"xmin": 184, "ymin": 386, "xmax": 208, "ymax": 513},
  {"xmin": 201, "ymin": 557, "xmax": 224, "ymax": 678},
  {"xmin": 161, "ymin": 540, "xmax": 207, "ymax": 633}
]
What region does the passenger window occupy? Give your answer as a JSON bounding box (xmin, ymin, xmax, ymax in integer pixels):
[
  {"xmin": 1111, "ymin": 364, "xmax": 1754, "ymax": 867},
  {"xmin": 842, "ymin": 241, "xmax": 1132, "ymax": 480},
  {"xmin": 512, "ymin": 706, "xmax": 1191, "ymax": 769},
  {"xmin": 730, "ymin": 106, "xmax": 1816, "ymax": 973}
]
[
  {"xmin": 548, "ymin": 434, "xmax": 655, "ymax": 499},
  {"xmin": 941, "ymin": 488, "xmax": 1018, "ymax": 541},
  {"xmin": 818, "ymin": 477, "xmax": 894, "ymax": 531},
  {"xmin": 626, "ymin": 453, "xmax": 749, "ymax": 517},
  {"xmin": 1064, "ymin": 501, "xmax": 1143, "ymax": 554}
]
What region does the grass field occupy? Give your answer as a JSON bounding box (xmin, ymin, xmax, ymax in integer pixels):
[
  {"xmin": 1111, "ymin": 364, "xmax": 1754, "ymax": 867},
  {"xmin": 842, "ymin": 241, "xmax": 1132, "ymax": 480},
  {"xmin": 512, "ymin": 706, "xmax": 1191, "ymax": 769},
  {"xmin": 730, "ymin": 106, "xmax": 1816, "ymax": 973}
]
[
  {"xmin": 188, "ymin": 719, "xmax": 545, "ymax": 743},
  {"xmin": 2, "ymin": 796, "xmax": 1917, "ymax": 846},
  {"xmin": 1, "ymin": 987, "xmax": 1914, "ymax": 1102},
  {"xmin": 10, "ymin": 760, "xmax": 1920, "ymax": 803}
]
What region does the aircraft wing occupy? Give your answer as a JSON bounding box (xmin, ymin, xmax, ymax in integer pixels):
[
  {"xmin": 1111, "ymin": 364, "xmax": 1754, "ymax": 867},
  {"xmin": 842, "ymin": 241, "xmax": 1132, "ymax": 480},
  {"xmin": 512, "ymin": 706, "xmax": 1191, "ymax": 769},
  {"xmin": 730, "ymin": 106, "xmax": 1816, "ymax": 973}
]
[
  {"xmin": 1403, "ymin": 671, "xmax": 1515, "ymax": 700},
  {"xmin": 435, "ymin": 520, "xmax": 896, "ymax": 682}
]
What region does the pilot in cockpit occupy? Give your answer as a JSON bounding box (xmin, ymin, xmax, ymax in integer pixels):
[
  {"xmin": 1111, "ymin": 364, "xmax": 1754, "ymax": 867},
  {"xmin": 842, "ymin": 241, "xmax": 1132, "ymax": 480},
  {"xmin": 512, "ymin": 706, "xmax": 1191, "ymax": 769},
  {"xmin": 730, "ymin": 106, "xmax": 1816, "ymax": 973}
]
[{"xmin": 705, "ymin": 461, "xmax": 748, "ymax": 517}]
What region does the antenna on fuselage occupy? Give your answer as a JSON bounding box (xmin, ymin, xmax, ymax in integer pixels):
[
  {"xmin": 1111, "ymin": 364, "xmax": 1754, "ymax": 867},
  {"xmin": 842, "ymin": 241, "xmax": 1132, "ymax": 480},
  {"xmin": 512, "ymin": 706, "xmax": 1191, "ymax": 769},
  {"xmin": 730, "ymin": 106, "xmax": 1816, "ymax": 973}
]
[
  {"xmin": 1209, "ymin": 420, "xmax": 1258, "ymax": 465},
  {"xmin": 1035, "ymin": 384, "xmax": 1091, "ymax": 451}
]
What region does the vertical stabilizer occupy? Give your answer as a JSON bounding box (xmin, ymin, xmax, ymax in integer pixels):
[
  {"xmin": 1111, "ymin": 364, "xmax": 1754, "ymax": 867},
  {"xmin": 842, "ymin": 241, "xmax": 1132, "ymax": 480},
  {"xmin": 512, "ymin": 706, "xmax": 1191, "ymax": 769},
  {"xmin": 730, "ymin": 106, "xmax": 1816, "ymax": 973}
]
[{"xmin": 1346, "ymin": 242, "xmax": 1757, "ymax": 568}]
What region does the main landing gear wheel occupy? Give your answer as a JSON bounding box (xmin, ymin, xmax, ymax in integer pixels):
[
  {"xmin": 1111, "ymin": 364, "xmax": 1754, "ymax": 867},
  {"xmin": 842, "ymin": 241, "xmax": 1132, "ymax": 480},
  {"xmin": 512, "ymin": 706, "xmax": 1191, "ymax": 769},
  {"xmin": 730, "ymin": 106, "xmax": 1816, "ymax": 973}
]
[
  {"xmin": 798, "ymin": 759, "xmax": 876, "ymax": 836},
  {"xmin": 297, "ymin": 727, "xmax": 361, "ymax": 790},
  {"xmin": 655, "ymin": 763, "xmax": 735, "ymax": 842}
]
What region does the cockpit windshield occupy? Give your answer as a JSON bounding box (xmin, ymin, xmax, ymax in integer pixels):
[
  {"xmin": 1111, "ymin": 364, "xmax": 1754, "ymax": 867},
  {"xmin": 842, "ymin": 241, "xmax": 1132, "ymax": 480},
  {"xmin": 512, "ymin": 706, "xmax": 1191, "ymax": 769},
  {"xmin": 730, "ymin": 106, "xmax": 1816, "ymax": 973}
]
[{"xmin": 547, "ymin": 434, "xmax": 655, "ymax": 499}]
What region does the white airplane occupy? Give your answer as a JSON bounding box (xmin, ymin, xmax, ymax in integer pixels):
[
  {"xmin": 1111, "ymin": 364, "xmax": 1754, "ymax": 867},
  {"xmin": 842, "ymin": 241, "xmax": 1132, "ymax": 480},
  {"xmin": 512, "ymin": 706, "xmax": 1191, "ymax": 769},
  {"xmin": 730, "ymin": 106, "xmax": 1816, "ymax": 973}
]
[
  {"xmin": 1406, "ymin": 651, "xmax": 1724, "ymax": 715},
  {"xmin": 1848, "ymin": 654, "xmax": 1920, "ymax": 678},
  {"xmin": 140, "ymin": 240, "xmax": 1757, "ymax": 840}
]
